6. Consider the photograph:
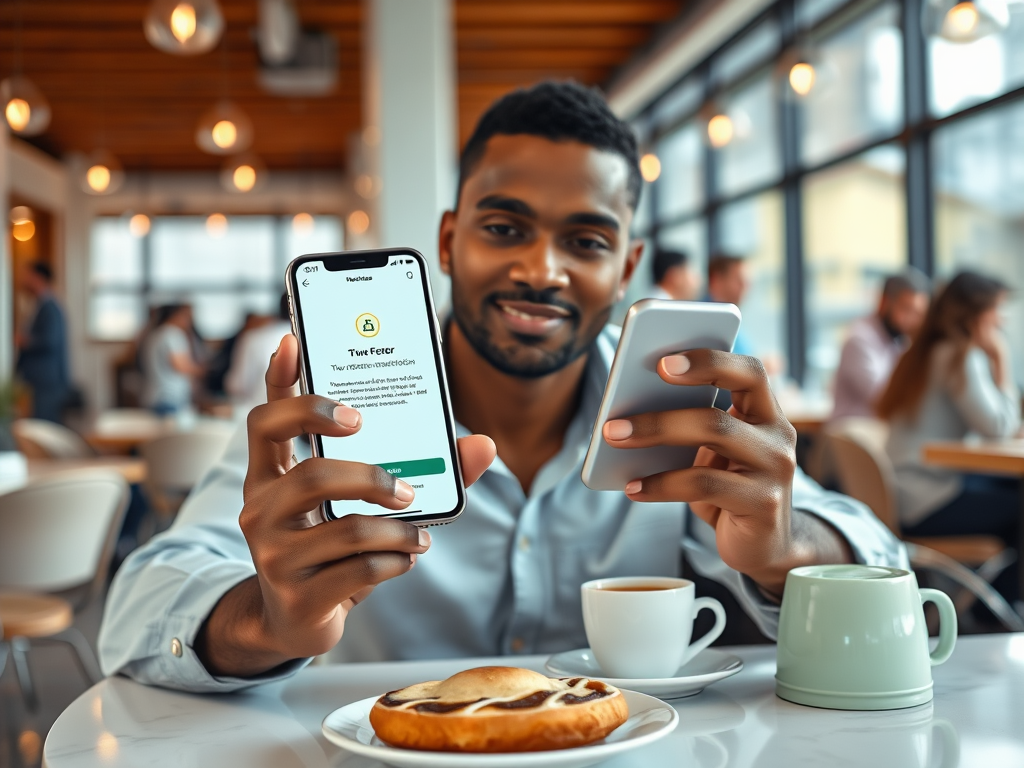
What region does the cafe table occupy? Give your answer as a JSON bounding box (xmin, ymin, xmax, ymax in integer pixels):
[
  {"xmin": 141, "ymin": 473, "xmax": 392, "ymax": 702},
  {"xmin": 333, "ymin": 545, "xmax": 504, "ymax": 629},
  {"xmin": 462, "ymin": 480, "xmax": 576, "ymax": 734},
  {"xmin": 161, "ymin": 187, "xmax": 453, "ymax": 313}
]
[
  {"xmin": 27, "ymin": 456, "xmax": 147, "ymax": 485},
  {"xmin": 922, "ymin": 439, "xmax": 1024, "ymax": 601},
  {"xmin": 43, "ymin": 633, "xmax": 1024, "ymax": 768}
]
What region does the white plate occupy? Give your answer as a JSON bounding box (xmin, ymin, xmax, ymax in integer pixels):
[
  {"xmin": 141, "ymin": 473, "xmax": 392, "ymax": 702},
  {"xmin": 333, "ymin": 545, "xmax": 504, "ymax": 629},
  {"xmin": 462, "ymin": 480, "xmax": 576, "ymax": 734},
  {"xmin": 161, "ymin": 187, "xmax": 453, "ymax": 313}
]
[
  {"xmin": 322, "ymin": 689, "xmax": 678, "ymax": 768},
  {"xmin": 545, "ymin": 648, "xmax": 743, "ymax": 700}
]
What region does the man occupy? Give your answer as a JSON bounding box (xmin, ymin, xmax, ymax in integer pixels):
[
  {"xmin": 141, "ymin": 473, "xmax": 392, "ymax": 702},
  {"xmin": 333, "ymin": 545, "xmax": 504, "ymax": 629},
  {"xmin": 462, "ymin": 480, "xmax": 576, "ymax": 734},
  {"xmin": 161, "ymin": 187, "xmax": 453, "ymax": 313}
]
[
  {"xmin": 831, "ymin": 270, "xmax": 930, "ymax": 421},
  {"xmin": 16, "ymin": 262, "xmax": 69, "ymax": 423},
  {"xmin": 705, "ymin": 253, "xmax": 752, "ymax": 357},
  {"xmin": 99, "ymin": 82, "xmax": 905, "ymax": 691},
  {"xmin": 225, "ymin": 295, "xmax": 293, "ymax": 409},
  {"xmin": 651, "ymin": 249, "xmax": 699, "ymax": 301}
]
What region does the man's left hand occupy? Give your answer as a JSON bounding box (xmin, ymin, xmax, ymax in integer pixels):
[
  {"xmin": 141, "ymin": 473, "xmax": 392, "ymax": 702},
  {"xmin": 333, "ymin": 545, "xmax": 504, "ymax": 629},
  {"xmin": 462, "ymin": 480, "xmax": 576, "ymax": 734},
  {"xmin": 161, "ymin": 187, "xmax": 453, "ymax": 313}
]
[{"xmin": 602, "ymin": 349, "xmax": 852, "ymax": 597}]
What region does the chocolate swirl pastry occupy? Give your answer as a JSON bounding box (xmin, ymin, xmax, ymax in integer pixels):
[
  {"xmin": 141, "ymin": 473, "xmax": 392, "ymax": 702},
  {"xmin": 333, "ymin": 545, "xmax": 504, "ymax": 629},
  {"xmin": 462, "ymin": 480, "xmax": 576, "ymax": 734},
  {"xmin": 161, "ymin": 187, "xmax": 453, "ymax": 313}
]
[{"xmin": 368, "ymin": 666, "xmax": 629, "ymax": 753}]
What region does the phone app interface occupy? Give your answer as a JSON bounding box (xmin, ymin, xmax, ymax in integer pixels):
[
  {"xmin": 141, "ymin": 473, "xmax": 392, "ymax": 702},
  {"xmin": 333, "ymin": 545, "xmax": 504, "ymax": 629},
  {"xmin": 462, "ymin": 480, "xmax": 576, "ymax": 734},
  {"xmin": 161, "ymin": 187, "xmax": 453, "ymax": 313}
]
[{"xmin": 296, "ymin": 256, "xmax": 458, "ymax": 518}]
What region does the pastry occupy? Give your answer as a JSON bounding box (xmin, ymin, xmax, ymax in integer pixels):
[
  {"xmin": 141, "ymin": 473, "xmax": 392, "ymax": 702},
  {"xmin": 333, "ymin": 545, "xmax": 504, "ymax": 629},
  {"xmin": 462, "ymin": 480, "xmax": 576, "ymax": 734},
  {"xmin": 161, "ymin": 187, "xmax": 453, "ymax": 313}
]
[{"xmin": 369, "ymin": 666, "xmax": 629, "ymax": 753}]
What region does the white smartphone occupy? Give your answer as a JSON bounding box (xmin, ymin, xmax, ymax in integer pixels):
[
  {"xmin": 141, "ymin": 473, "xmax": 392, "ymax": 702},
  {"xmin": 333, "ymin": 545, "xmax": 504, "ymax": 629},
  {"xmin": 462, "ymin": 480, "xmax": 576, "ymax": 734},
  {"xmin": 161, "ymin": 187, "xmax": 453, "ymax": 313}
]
[
  {"xmin": 286, "ymin": 248, "xmax": 466, "ymax": 526},
  {"xmin": 581, "ymin": 300, "xmax": 741, "ymax": 492}
]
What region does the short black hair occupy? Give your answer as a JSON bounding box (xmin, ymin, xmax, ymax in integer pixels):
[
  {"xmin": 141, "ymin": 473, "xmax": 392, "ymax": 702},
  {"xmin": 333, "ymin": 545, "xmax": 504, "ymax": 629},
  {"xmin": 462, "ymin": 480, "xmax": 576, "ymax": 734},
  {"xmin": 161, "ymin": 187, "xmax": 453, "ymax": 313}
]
[
  {"xmin": 707, "ymin": 253, "xmax": 745, "ymax": 282},
  {"xmin": 457, "ymin": 80, "xmax": 641, "ymax": 210},
  {"xmin": 30, "ymin": 262, "xmax": 53, "ymax": 282},
  {"xmin": 652, "ymin": 249, "xmax": 689, "ymax": 285},
  {"xmin": 882, "ymin": 268, "xmax": 930, "ymax": 299}
]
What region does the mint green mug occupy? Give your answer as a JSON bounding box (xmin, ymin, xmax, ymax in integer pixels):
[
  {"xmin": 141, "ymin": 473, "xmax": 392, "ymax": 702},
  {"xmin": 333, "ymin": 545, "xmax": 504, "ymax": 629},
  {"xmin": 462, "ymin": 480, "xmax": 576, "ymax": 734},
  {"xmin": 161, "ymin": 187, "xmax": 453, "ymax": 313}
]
[{"xmin": 776, "ymin": 564, "xmax": 956, "ymax": 710}]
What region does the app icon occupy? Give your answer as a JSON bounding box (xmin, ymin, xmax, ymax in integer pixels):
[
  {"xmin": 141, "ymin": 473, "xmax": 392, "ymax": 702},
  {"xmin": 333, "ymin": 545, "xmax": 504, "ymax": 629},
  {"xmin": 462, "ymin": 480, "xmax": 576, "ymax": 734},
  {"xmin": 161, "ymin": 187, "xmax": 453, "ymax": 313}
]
[{"xmin": 356, "ymin": 312, "xmax": 380, "ymax": 338}]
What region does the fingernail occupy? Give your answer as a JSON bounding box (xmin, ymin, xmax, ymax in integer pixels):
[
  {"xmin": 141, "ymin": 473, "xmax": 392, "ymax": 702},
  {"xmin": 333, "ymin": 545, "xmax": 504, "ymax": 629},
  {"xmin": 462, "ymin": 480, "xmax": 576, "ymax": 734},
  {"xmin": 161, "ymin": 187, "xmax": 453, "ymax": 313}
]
[
  {"xmin": 409, "ymin": 553, "xmax": 418, "ymax": 568},
  {"xmin": 663, "ymin": 354, "xmax": 690, "ymax": 376},
  {"xmin": 625, "ymin": 480, "xmax": 642, "ymax": 495},
  {"xmin": 395, "ymin": 480, "xmax": 415, "ymax": 502},
  {"xmin": 605, "ymin": 419, "xmax": 633, "ymax": 441},
  {"xmin": 333, "ymin": 405, "xmax": 360, "ymax": 428},
  {"xmin": 418, "ymin": 529, "xmax": 431, "ymax": 547}
]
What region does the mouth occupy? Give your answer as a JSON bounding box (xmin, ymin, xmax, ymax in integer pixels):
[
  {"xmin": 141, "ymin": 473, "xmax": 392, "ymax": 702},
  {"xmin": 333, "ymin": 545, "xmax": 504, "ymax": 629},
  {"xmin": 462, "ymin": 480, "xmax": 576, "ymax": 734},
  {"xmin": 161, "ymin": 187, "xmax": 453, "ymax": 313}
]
[{"xmin": 494, "ymin": 299, "xmax": 573, "ymax": 337}]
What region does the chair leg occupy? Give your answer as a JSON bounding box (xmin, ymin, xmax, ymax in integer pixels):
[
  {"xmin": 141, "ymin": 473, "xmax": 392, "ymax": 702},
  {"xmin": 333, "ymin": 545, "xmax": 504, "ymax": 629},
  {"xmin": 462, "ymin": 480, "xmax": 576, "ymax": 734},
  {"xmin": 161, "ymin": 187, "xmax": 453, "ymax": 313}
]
[
  {"xmin": 908, "ymin": 543, "xmax": 1024, "ymax": 632},
  {"xmin": 52, "ymin": 628, "xmax": 103, "ymax": 685},
  {"xmin": 10, "ymin": 637, "xmax": 38, "ymax": 713}
]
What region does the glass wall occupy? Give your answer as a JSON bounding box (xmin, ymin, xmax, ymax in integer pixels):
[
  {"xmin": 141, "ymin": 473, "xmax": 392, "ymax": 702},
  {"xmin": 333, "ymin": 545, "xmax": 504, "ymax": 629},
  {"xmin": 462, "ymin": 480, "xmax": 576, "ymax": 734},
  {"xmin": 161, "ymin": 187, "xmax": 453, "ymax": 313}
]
[
  {"xmin": 632, "ymin": 0, "xmax": 1024, "ymax": 396},
  {"xmin": 89, "ymin": 214, "xmax": 342, "ymax": 340}
]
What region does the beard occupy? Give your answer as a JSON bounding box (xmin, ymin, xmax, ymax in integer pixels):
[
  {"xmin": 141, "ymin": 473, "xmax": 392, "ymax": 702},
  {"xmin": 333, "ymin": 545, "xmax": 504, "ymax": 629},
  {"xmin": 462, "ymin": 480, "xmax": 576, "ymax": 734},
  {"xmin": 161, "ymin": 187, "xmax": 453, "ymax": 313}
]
[{"xmin": 450, "ymin": 277, "xmax": 611, "ymax": 379}]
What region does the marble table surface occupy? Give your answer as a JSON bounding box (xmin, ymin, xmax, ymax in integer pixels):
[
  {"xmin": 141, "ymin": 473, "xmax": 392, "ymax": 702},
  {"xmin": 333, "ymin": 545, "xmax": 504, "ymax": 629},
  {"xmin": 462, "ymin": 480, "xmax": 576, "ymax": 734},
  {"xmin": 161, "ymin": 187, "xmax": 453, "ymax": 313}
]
[{"xmin": 44, "ymin": 634, "xmax": 1024, "ymax": 768}]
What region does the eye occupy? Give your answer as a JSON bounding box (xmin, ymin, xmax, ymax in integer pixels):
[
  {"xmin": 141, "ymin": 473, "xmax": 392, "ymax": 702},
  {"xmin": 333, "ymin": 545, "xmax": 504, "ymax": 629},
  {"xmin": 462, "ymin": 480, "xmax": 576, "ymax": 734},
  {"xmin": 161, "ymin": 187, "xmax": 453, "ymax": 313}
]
[
  {"xmin": 484, "ymin": 223, "xmax": 522, "ymax": 238},
  {"xmin": 569, "ymin": 235, "xmax": 610, "ymax": 252}
]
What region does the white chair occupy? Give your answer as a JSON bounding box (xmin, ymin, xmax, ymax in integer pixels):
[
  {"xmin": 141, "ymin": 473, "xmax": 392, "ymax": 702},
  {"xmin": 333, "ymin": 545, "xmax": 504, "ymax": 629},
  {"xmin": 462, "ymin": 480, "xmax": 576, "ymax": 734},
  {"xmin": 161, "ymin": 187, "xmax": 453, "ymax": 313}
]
[
  {"xmin": 0, "ymin": 472, "xmax": 129, "ymax": 711},
  {"xmin": 11, "ymin": 419, "xmax": 95, "ymax": 459},
  {"xmin": 141, "ymin": 429, "xmax": 233, "ymax": 524},
  {"xmin": 93, "ymin": 408, "xmax": 163, "ymax": 436},
  {"xmin": 824, "ymin": 417, "xmax": 1023, "ymax": 631}
]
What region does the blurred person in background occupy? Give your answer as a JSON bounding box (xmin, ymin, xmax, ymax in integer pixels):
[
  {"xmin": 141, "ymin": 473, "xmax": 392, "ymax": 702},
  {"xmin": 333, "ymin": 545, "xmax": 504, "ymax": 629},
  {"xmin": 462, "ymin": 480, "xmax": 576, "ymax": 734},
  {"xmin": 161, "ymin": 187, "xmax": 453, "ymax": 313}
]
[
  {"xmin": 878, "ymin": 271, "xmax": 1020, "ymax": 601},
  {"xmin": 16, "ymin": 262, "xmax": 70, "ymax": 423},
  {"xmin": 831, "ymin": 270, "xmax": 930, "ymax": 422},
  {"xmin": 142, "ymin": 303, "xmax": 204, "ymax": 416},
  {"xmin": 226, "ymin": 294, "xmax": 293, "ymax": 410},
  {"xmin": 704, "ymin": 254, "xmax": 752, "ymax": 357},
  {"xmin": 650, "ymin": 248, "xmax": 699, "ymax": 301},
  {"xmin": 206, "ymin": 312, "xmax": 263, "ymax": 398}
]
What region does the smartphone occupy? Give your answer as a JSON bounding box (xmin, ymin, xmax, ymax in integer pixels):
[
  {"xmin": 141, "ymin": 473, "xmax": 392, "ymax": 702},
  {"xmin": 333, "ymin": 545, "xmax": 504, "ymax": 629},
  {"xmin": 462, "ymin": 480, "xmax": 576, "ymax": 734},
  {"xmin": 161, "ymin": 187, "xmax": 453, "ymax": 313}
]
[
  {"xmin": 581, "ymin": 300, "xmax": 741, "ymax": 492},
  {"xmin": 286, "ymin": 248, "xmax": 465, "ymax": 526}
]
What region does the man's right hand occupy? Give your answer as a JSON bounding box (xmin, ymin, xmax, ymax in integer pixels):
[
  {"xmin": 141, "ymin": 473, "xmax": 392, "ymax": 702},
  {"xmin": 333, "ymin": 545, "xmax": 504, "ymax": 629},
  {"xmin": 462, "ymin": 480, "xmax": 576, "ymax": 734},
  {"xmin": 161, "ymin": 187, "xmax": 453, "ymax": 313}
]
[{"xmin": 195, "ymin": 334, "xmax": 495, "ymax": 678}]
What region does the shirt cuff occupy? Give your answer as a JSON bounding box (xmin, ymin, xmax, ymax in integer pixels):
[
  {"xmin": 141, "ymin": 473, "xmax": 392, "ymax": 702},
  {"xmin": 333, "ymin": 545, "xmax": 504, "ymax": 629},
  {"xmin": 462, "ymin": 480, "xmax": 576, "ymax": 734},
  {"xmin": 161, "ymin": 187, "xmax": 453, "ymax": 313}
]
[
  {"xmin": 150, "ymin": 561, "xmax": 311, "ymax": 693},
  {"xmin": 794, "ymin": 501, "xmax": 910, "ymax": 571}
]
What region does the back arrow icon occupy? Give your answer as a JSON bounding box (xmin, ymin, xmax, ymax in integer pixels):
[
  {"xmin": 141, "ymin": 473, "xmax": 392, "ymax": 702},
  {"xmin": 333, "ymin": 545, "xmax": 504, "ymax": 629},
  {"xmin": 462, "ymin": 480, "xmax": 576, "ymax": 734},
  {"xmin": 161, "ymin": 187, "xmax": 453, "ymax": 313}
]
[{"xmin": 302, "ymin": 279, "xmax": 310, "ymax": 287}]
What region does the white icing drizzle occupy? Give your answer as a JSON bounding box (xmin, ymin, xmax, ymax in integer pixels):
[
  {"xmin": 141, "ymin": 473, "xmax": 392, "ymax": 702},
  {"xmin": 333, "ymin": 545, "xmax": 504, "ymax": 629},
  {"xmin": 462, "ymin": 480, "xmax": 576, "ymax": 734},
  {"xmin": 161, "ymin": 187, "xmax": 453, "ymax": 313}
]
[{"xmin": 383, "ymin": 676, "xmax": 619, "ymax": 715}]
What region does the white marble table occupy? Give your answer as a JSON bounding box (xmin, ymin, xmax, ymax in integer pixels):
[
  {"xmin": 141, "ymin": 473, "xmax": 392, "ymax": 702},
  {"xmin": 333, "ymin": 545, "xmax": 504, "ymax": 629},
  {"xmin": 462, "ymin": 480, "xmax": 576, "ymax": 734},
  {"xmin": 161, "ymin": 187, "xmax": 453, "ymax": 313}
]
[{"xmin": 44, "ymin": 634, "xmax": 1024, "ymax": 768}]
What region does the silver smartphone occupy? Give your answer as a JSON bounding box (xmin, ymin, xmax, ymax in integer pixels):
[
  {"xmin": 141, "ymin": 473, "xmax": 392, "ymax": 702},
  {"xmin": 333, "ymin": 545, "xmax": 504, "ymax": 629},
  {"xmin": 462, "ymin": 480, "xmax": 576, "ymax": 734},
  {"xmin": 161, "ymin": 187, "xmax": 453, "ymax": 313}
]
[
  {"xmin": 286, "ymin": 248, "xmax": 466, "ymax": 527},
  {"xmin": 581, "ymin": 300, "xmax": 742, "ymax": 491}
]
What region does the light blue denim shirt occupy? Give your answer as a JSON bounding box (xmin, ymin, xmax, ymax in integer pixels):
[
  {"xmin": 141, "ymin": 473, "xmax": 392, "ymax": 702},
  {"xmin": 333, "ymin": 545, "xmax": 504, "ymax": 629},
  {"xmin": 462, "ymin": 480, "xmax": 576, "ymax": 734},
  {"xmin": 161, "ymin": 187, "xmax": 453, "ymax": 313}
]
[{"xmin": 99, "ymin": 326, "xmax": 908, "ymax": 692}]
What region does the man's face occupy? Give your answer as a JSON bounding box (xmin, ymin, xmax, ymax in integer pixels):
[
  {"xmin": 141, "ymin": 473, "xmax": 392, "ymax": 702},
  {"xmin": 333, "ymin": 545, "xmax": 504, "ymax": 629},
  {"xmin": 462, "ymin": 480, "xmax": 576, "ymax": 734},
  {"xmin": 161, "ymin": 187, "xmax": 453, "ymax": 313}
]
[
  {"xmin": 883, "ymin": 290, "xmax": 928, "ymax": 337},
  {"xmin": 440, "ymin": 135, "xmax": 641, "ymax": 378},
  {"xmin": 663, "ymin": 264, "xmax": 699, "ymax": 301},
  {"xmin": 710, "ymin": 263, "xmax": 748, "ymax": 306}
]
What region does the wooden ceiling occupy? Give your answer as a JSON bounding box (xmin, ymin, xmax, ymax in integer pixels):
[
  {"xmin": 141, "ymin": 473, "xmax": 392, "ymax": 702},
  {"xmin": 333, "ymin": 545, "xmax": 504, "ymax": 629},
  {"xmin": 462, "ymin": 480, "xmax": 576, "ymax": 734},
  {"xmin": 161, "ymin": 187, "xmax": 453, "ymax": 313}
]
[{"xmin": 0, "ymin": 0, "xmax": 685, "ymax": 171}]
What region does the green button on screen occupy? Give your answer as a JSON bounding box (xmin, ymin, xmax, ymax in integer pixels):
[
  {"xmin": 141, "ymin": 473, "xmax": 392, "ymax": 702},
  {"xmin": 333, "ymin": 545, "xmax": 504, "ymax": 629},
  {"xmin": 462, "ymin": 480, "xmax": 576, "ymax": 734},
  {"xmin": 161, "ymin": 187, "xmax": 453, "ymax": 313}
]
[{"xmin": 378, "ymin": 458, "xmax": 446, "ymax": 478}]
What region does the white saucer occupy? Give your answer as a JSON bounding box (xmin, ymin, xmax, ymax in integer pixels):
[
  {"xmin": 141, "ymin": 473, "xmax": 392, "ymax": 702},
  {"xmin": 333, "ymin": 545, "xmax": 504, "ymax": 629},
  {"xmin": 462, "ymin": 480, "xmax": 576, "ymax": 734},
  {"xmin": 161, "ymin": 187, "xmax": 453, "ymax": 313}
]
[
  {"xmin": 545, "ymin": 648, "xmax": 743, "ymax": 700},
  {"xmin": 322, "ymin": 689, "xmax": 678, "ymax": 768}
]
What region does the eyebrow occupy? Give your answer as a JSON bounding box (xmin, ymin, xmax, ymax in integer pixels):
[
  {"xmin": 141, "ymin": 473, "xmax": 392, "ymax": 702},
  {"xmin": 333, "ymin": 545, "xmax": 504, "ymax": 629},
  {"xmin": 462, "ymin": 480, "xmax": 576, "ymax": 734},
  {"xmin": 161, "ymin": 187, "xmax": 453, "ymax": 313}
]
[{"xmin": 476, "ymin": 195, "xmax": 620, "ymax": 233}]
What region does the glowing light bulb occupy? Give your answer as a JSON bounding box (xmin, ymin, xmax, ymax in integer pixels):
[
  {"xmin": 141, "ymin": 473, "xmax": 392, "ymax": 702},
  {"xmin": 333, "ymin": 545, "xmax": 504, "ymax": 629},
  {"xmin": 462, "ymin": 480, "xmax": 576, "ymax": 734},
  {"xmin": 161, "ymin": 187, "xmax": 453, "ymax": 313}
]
[
  {"xmin": 87, "ymin": 165, "xmax": 112, "ymax": 193},
  {"xmin": 13, "ymin": 220, "xmax": 35, "ymax": 241},
  {"xmin": 347, "ymin": 210, "xmax": 370, "ymax": 235},
  {"xmin": 10, "ymin": 205, "xmax": 32, "ymax": 225},
  {"xmin": 206, "ymin": 212, "xmax": 228, "ymax": 238},
  {"xmin": 129, "ymin": 214, "xmax": 151, "ymax": 237},
  {"xmin": 232, "ymin": 164, "xmax": 256, "ymax": 192},
  {"xmin": 292, "ymin": 212, "xmax": 314, "ymax": 235},
  {"xmin": 707, "ymin": 114, "xmax": 734, "ymax": 148},
  {"xmin": 639, "ymin": 153, "xmax": 661, "ymax": 183},
  {"xmin": 170, "ymin": 2, "xmax": 197, "ymax": 44},
  {"xmin": 5, "ymin": 98, "xmax": 31, "ymax": 132},
  {"xmin": 211, "ymin": 119, "xmax": 237, "ymax": 149},
  {"xmin": 789, "ymin": 62, "xmax": 817, "ymax": 97},
  {"xmin": 946, "ymin": 2, "xmax": 980, "ymax": 36}
]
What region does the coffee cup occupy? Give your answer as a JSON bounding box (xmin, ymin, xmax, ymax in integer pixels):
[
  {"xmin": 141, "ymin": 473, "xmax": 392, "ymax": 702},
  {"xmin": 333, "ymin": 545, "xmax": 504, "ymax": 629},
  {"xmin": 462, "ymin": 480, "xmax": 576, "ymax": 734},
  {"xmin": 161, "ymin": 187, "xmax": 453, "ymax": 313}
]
[
  {"xmin": 775, "ymin": 564, "xmax": 957, "ymax": 710},
  {"xmin": 581, "ymin": 576, "xmax": 727, "ymax": 679}
]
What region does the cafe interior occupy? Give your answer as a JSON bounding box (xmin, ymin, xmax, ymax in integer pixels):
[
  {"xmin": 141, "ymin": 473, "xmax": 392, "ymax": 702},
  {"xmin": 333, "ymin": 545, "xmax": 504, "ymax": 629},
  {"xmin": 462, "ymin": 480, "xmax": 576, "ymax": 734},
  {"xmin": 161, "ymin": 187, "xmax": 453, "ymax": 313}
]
[{"xmin": 2, "ymin": 0, "xmax": 1024, "ymax": 766}]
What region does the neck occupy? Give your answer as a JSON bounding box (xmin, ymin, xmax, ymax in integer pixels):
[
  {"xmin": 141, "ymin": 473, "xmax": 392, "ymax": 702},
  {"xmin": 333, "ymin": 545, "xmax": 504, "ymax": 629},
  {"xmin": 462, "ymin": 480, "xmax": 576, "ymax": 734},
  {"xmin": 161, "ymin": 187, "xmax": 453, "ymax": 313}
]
[
  {"xmin": 878, "ymin": 313, "xmax": 902, "ymax": 340},
  {"xmin": 446, "ymin": 322, "xmax": 588, "ymax": 493}
]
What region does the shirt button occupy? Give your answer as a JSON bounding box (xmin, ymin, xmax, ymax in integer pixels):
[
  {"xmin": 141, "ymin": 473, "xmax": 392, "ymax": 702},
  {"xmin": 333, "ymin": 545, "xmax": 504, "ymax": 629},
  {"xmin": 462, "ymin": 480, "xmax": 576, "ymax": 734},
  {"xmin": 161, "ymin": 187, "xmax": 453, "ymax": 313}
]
[
  {"xmin": 170, "ymin": 638, "xmax": 183, "ymax": 657},
  {"xmin": 510, "ymin": 637, "xmax": 525, "ymax": 653},
  {"xmin": 518, "ymin": 536, "xmax": 531, "ymax": 552}
]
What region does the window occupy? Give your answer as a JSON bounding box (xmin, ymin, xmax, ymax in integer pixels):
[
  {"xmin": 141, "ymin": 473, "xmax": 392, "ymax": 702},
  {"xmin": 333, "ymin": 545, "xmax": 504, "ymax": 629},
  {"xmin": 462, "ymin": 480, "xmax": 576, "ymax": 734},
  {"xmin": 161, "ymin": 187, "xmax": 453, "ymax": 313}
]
[
  {"xmin": 713, "ymin": 74, "xmax": 782, "ymax": 197},
  {"xmin": 799, "ymin": 1, "xmax": 904, "ymax": 166},
  {"xmin": 655, "ymin": 120, "xmax": 704, "ymax": 220},
  {"xmin": 934, "ymin": 100, "xmax": 1024, "ymax": 383},
  {"xmin": 803, "ymin": 145, "xmax": 907, "ymax": 392},
  {"xmin": 88, "ymin": 214, "xmax": 343, "ymax": 340}
]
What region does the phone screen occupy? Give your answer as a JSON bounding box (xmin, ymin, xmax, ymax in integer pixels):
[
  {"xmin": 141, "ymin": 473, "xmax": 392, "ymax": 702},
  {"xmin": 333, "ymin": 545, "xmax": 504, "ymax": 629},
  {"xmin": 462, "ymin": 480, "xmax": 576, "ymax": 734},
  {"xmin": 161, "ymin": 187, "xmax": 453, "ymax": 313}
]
[{"xmin": 291, "ymin": 252, "xmax": 462, "ymax": 520}]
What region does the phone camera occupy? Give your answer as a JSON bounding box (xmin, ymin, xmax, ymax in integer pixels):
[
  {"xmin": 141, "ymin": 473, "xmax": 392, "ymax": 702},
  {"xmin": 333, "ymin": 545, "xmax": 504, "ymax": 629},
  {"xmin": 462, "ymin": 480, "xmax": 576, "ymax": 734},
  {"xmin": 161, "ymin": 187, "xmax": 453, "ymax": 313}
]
[{"xmin": 406, "ymin": 271, "xmax": 414, "ymax": 279}]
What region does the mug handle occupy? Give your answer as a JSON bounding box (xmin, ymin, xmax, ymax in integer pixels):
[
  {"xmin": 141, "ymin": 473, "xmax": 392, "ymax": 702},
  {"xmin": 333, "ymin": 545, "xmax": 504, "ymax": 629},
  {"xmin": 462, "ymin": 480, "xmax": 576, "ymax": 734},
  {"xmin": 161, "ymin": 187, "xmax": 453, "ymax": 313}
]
[
  {"xmin": 680, "ymin": 597, "xmax": 727, "ymax": 666},
  {"xmin": 919, "ymin": 588, "xmax": 957, "ymax": 666}
]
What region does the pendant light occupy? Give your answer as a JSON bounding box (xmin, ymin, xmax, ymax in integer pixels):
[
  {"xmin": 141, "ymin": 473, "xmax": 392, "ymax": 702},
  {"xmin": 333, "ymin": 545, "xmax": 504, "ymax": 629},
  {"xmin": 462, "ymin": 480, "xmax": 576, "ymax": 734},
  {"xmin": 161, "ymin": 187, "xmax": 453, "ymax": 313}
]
[
  {"xmin": 1, "ymin": 75, "xmax": 51, "ymax": 136},
  {"xmin": 923, "ymin": 0, "xmax": 1009, "ymax": 43},
  {"xmin": 10, "ymin": 205, "xmax": 35, "ymax": 242},
  {"xmin": 221, "ymin": 154, "xmax": 266, "ymax": 193},
  {"xmin": 145, "ymin": 0, "xmax": 224, "ymax": 55},
  {"xmin": 195, "ymin": 101, "xmax": 253, "ymax": 155},
  {"xmin": 81, "ymin": 151, "xmax": 125, "ymax": 196},
  {"xmin": 639, "ymin": 153, "xmax": 661, "ymax": 183}
]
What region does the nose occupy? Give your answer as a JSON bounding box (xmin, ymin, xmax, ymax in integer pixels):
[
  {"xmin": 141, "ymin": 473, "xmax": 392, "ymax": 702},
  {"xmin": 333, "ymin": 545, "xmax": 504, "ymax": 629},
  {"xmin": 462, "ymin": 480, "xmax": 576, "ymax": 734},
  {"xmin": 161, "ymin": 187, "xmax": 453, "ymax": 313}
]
[{"xmin": 507, "ymin": 236, "xmax": 571, "ymax": 292}]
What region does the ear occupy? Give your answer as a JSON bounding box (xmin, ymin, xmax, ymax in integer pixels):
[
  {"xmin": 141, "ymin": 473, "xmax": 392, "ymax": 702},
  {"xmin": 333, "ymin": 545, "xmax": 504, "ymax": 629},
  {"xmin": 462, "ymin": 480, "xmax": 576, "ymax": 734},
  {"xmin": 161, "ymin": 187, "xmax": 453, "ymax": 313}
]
[
  {"xmin": 438, "ymin": 210, "xmax": 457, "ymax": 276},
  {"xmin": 616, "ymin": 239, "xmax": 645, "ymax": 302}
]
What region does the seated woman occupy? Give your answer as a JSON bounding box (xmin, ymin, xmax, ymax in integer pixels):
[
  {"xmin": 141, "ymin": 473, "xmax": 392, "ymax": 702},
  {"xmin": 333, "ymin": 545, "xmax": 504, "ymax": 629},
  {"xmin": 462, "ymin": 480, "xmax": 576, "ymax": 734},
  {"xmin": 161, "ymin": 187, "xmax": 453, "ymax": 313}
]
[{"xmin": 878, "ymin": 271, "xmax": 1021, "ymax": 601}]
